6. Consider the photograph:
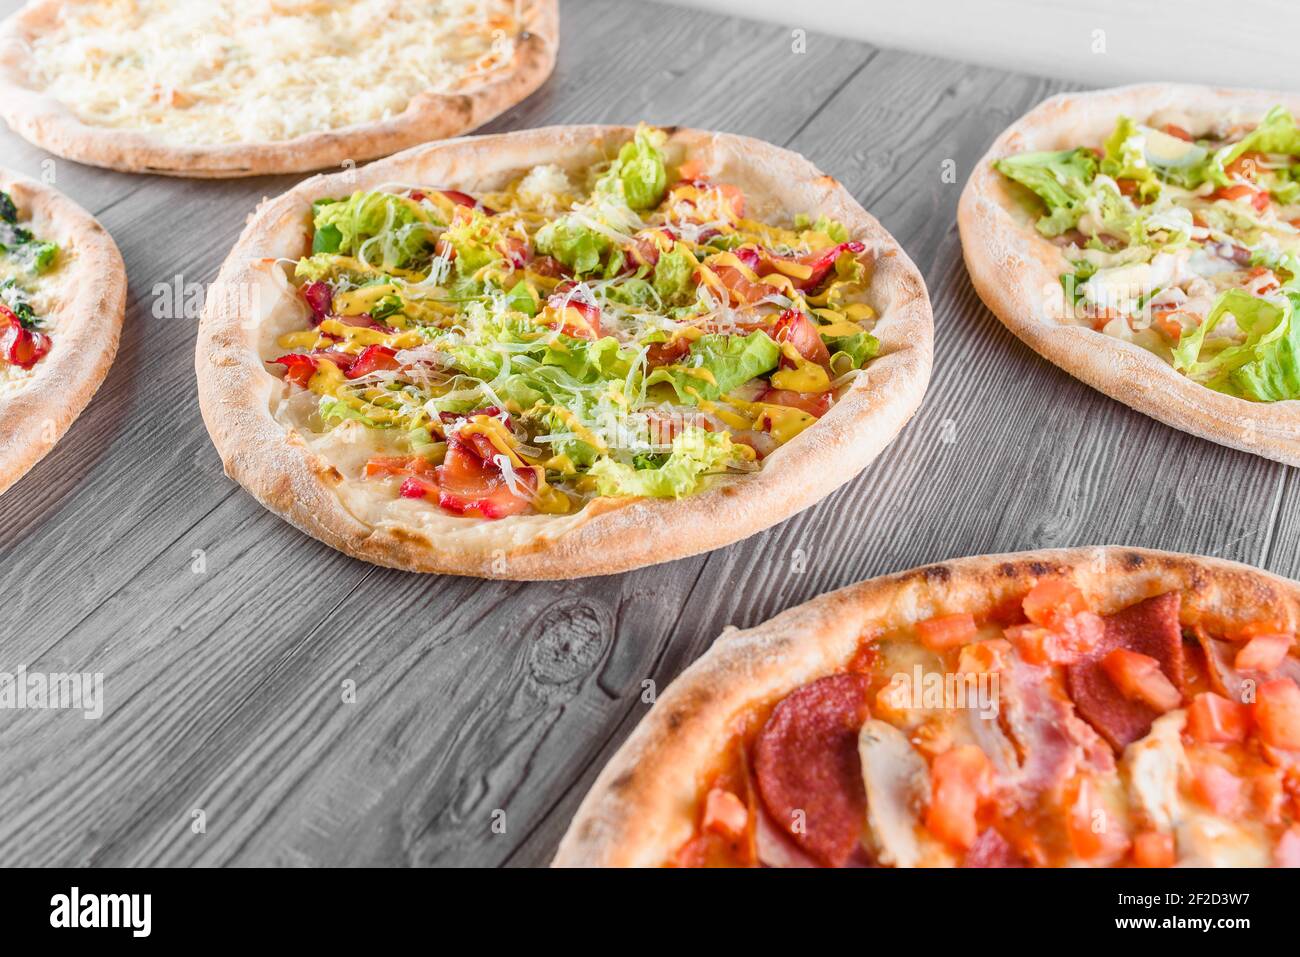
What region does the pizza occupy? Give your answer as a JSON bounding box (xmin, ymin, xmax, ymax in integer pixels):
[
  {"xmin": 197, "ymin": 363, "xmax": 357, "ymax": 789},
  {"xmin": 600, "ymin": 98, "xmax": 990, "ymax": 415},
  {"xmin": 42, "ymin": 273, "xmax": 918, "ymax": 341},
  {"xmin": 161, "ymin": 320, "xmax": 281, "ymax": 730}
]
[
  {"xmin": 0, "ymin": 0, "xmax": 558, "ymax": 177},
  {"xmin": 959, "ymin": 85, "xmax": 1300, "ymax": 465},
  {"xmin": 195, "ymin": 125, "xmax": 931, "ymax": 579},
  {"xmin": 0, "ymin": 168, "xmax": 125, "ymax": 496},
  {"xmin": 553, "ymin": 548, "xmax": 1300, "ymax": 867}
]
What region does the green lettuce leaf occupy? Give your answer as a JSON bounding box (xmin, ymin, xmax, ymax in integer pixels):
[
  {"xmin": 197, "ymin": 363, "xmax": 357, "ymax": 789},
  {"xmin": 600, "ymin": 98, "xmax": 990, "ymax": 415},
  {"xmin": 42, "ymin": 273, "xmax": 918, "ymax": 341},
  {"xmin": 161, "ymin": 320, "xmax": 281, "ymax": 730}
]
[
  {"xmin": 646, "ymin": 330, "xmax": 780, "ymax": 403},
  {"xmin": 1172, "ymin": 288, "xmax": 1300, "ymax": 401},
  {"xmin": 1100, "ymin": 117, "xmax": 1161, "ymax": 201},
  {"xmin": 652, "ymin": 243, "xmax": 696, "ymax": 305},
  {"xmin": 597, "ymin": 125, "xmax": 668, "ymax": 211},
  {"xmin": 535, "ymin": 214, "xmax": 612, "ymax": 276},
  {"xmin": 588, "ymin": 428, "xmax": 734, "ymax": 498},
  {"xmin": 824, "ymin": 331, "xmax": 879, "ymax": 371},
  {"xmin": 312, "ymin": 191, "xmax": 432, "ymax": 269},
  {"xmin": 992, "ymin": 148, "xmax": 1098, "ymax": 237}
]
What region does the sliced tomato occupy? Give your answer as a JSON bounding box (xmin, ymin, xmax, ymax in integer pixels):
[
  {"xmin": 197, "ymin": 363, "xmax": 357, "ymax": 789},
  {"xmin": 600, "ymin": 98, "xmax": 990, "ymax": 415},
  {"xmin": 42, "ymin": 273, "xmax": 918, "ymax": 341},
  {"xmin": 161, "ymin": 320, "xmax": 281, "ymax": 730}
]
[
  {"xmin": 1255, "ymin": 679, "xmax": 1300, "ymax": 750},
  {"xmin": 772, "ymin": 309, "xmax": 831, "ymax": 367},
  {"xmin": 1131, "ymin": 830, "xmax": 1175, "ymax": 868},
  {"xmin": 545, "ymin": 294, "xmax": 602, "ymax": 339},
  {"xmin": 1163, "ymin": 123, "xmax": 1193, "ymax": 142},
  {"xmin": 271, "ymin": 353, "xmax": 320, "ymax": 387},
  {"xmin": 1190, "ymin": 762, "xmax": 1245, "ymax": 818},
  {"xmin": 1214, "ymin": 182, "xmax": 1270, "ymax": 211},
  {"xmin": 925, "ymin": 745, "xmax": 990, "ymax": 850},
  {"xmin": 0, "ymin": 305, "xmax": 51, "ymax": 370},
  {"xmin": 1151, "ymin": 309, "xmax": 1185, "ymax": 342},
  {"xmin": 346, "ymin": 345, "xmax": 400, "ymax": 379},
  {"xmin": 1235, "ymin": 634, "xmax": 1295, "ymax": 672},
  {"xmin": 440, "ymin": 189, "xmax": 496, "ymax": 215},
  {"xmin": 758, "ymin": 387, "xmax": 832, "ymax": 418},
  {"xmin": 1066, "ymin": 776, "xmax": 1129, "ymax": 861},
  {"xmin": 1100, "ymin": 648, "xmax": 1182, "ymax": 713},
  {"xmin": 916, "ymin": 612, "xmax": 978, "ymax": 652},
  {"xmin": 1225, "ymin": 151, "xmax": 1265, "ymax": 181},
  {"xmin": 702, "ymin": 787, "xmax": 749, "ymax": 841},
  {"xmin": 1186, "ymin": 692, "xmax": 1251, "ymax": 745},
  {"xmin": 1022, "ymin": 579, "xmax": 1088, "ymax": 628}
]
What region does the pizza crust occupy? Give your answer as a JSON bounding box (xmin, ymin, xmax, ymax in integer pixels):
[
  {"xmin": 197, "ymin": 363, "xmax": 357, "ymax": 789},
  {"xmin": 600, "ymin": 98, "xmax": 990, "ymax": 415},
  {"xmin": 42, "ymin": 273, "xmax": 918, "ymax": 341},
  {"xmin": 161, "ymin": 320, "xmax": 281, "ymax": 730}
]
[
  {"xmin": 0, "ymin": 167, "xmax": 125, "ymax": 496},
  {"xmin": 0, "ymin": 0, "xmax": 559, "ymax": 178},
  {"xmin": 958, "ymin": 84, "xmax": 1300, "ymax": 466},
  {"xmin": 195, "ymin": 125, "xmax": 933, "ymax": 579},
  {"xmin": 552, "ymin": 546, "xmax": 1300, "ymax": 866}
]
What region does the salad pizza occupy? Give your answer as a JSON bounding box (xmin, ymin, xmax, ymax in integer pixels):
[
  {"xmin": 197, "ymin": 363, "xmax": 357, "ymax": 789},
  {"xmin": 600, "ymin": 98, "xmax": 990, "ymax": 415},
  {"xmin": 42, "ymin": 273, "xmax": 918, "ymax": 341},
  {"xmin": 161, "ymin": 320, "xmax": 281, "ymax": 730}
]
[
  {"xmin": 0, "ymin": 0, "xmax": 557, "ymax": 177},
  {"xmin": 196, "ymin": 125, "xmax": 932, "ymax": 579},
  {"xmin": 554, "ymin": 548, "xmax": 1300, "ymax": 868},
  {"xmin": 960, "ymin": 85, "xmax": 1300, "ymax": 464},
  {"xmin": 0, "ymin": 168, "xmax": 125, "ymax": 496}
]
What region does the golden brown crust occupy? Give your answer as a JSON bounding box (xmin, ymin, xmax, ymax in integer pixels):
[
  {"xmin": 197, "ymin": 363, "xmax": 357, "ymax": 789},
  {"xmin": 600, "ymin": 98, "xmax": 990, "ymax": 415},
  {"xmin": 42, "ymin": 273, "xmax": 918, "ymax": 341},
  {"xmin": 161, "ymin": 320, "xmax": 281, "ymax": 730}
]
[
  {"xmin": 958, "ymin": 83, "xmax": 1300, "ymax": 466},
  {"xmin": 552, "ymin": 546, "xmax": 1300, "ymax": 866},
  {"xmin": 195, "ymin": 125, "xmax": 933, "ymax": 579},
  {"xmin": 0, "ymin": 0, "xmax": 559, "ymax": 178},
  {"xmin": 0, "ymin": 167, "xmax": 126, "ymax": 496}
]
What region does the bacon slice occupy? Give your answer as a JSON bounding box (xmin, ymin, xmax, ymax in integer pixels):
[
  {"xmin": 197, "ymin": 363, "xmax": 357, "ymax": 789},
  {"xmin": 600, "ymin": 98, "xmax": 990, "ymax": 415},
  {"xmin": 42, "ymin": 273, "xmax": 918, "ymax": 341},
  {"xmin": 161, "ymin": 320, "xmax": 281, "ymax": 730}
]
[
  {"xmin": 1197, "ymin": 629, "xmax": 1300, "ymax": 702},
  {"xmin": 753, "ymin": 674, "xmax": 872, "ymax": 867},
  {"xmin": 1066, "ymin": 593, "xmax": 1186, "ymax": 751}
]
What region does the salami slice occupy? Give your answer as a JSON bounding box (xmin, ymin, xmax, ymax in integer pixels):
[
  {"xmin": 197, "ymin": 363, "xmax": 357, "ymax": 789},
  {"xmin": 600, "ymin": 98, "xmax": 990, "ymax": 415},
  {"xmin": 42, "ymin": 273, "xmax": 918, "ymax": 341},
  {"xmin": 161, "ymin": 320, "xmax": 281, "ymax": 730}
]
[
  {"xmin": 1067, "ymin": 592, "xmax": 1186, "ymax": 751},
  {"xmin": 753, "ymin": 673, "xmax": 872, "ymax": 867}
]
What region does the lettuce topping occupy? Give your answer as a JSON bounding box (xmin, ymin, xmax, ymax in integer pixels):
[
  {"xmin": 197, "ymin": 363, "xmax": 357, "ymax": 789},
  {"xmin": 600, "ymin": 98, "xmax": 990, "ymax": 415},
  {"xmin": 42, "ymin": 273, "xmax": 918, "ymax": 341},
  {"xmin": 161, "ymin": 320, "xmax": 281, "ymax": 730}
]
[{"xmin": 269, "ymin": 125, "xmax": 878, "ymax": 519}]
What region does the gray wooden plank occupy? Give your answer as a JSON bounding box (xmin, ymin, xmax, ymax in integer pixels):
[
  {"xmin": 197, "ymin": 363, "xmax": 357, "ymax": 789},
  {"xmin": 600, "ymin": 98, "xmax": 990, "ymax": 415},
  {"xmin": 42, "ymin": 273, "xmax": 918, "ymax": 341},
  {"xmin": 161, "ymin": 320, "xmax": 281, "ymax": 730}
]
[{"xmin": 0, "ymin": 0, "xmax": 876, "ymax": 866}]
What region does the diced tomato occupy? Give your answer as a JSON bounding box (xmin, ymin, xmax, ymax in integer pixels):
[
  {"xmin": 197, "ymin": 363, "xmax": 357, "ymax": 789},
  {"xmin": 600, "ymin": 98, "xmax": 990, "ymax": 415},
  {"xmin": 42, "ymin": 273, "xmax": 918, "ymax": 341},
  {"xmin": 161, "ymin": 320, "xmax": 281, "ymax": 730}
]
[
  {"xmin": 1132, "ymin": 830, "xmax": 1175, "ymax": 868},
  {"xmin": 1236, "ymin": 634, "xmax": 1295, "ymax": 673},
  {"xmin": 772, "ymin": 309, "xmax": 831, "ymax": 368},
  {"xmin": 702, "ymin": 787, "xmax": 749, "ymax": 841},
  {"xmin": 1277, "ymin": 825, "xmax": 1300, "ymax": 868},
  {"xmin": 1151, "ymin": 309, "xmax": 1185, "ymax": 342},
  {"xmin": 1214, "ymin": 182, "xmax": 1270, "ymax": 211},
  {"xmin": 1004, "ymin": 612, "xmax": 1101, "ymax": 666},
  {"xmin": 1163, "ymin": 123, "xmax": 1193, "ymax": 142},
  {"xmin": 1225, "ymin": 151, "xmax": 1265, "ymax": 181},
  {"xmin": 1190, "ymin": 762, "xmax": 1245, "ymax": 818},
  {"xmin": 435, "ymin": 436, "xmax": 534, "ymax": 519},
  {"xmin": 529, "ymin": 254, "xmax": 568, "ymax": 278},
  {"xmin": 758, "ymin": 387, "xmax": 832, "ymax": 418},
  {"xmin": 1066, "ymin": 776, "xmax": 1128, "ymax": 861},
  {"xmin": 916, "ymin": 612, "xmax": 978, "ymax": 652},
  {"xmin": 1186, "ymin": 692, "xmax": 1251, "ymax": 745},
  {"xmin": 1101, "ymin": 648, "xmax": 1182, "ymax": 713},
  {"xmin": 440, "ymin": 189, "xmax": 496, "ymax": 215},
  {"xmin": 1116, "ymin": 177, "xmax": 1140, "ymax": 197},
  {"xmin": 1021, "ymin": 579, "xmax": 1088, "ymax": 629},
  {"xmin": 498, "ymin": 235, "xmax": 530, "ymax": 270},
  {"xmin": 1233, "ymin": 617, "xmax": 1292, "ymax": 641},
  {"xmin": 1255, "ymin": 679, "xmax": 1300, "ymax": 750},
  {"xmin": 924, "ymin": 745, "xmax": 990, "ymax": 850},
  {"xmin": 1004, "ymin": 623, "xmax": 1052, "ymax": 665},
  {"xmin": 301, "ymin": 280, "xmax": 333, "ymax": 322},
  {"xmin": 0, "ymin": 304, "xmax": 51, "ymax": 370},
  {"xmin": 345, "ymin": 345, "xmax": 400, "ymax": 379},
  {"xmin": 677, "ymin": 157, "xmax": 707, "ymax": 181}
]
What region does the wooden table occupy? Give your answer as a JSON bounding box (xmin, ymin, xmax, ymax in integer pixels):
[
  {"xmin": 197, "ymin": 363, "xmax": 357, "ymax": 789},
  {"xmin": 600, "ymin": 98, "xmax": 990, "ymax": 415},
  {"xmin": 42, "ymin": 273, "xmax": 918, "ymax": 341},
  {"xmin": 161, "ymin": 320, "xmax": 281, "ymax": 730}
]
[{"xmin": 0, "ymin": 0, "xmax": 1291, "ymax": 867}]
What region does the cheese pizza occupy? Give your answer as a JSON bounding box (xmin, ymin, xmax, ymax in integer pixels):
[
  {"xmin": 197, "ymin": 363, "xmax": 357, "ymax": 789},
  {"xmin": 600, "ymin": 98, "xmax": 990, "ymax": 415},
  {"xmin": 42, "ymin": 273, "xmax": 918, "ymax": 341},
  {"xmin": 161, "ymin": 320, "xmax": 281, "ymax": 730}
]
[{"xmin": 0, "ymin": 0, "xmax": 558, "ymax": 177}]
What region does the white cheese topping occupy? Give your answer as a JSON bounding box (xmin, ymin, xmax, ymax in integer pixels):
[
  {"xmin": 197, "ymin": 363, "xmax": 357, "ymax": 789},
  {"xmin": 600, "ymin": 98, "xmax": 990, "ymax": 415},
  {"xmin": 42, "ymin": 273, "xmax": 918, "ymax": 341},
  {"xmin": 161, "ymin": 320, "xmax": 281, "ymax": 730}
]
[{"xmin": 24, "ymin": 0, "xmax": 521, "ymax": 145}]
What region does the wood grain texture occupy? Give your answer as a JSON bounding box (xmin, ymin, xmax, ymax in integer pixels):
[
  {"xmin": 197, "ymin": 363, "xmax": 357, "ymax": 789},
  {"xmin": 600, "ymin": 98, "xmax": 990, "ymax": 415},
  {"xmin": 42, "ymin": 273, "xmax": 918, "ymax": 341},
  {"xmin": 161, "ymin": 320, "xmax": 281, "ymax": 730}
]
[{"xmin": 0, "ymin": 0, "xmax": 1292, "ymax": 868}]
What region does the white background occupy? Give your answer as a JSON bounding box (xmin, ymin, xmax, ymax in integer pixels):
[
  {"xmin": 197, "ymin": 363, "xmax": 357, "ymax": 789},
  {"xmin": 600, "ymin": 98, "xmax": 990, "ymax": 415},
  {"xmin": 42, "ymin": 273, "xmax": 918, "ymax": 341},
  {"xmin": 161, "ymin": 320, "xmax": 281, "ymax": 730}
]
[{"xmin": 662, "ymin": 0, "xmax": 1298, "ymax": 89}]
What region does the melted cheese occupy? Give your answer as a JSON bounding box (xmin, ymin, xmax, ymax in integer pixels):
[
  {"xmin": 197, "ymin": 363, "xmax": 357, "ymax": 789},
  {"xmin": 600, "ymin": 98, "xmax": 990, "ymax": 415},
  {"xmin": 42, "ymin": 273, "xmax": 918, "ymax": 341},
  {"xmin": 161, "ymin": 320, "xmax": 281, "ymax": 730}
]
[{"xmin": 25, "ymin": 0, "xmax": 521, "ymax": 145}]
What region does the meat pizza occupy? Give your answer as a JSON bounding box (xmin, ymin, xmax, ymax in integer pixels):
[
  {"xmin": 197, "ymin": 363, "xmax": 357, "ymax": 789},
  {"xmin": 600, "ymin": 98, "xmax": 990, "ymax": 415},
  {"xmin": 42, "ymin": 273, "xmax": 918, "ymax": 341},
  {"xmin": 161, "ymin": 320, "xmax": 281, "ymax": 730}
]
[{"xmin": 555, "ymin": 548, "xmax": 1300, "ymax": 867}]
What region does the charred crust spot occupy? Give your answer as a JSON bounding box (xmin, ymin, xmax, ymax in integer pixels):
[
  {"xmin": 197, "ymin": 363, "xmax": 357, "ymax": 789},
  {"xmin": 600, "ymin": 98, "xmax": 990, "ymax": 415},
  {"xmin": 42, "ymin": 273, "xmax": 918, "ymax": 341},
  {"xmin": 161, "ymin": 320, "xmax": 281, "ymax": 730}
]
[
  {"xmin": 1028, "ymin": 561, "xmax": 1052, "ymax": 576},
  {"xmin": 666, "ymin": 709, "xmax": 685, "ymax": 732},
  {"xmin": 921, "ymin": 564, "xmax": 951, "ymax": 583},
  {"xmin": 609, "ymin": 769, "xmax": 635, "ymax": 793},
  {"xmin": 389, "ymin": 526, "xmax": 431, "ymax": 547},
  {"xmin": 321, "ymin": 466, "xmax": 344, "ymax": 483},
  {"xmin": 999, "ymin": 563, "xmax": 1017, "ymax": 578},
  {"xmin": 814, "ymin": 174, "xmax": 839, "ymax": 189},
  {"xmin": 660, "ymin": 125, "xmax": 681, "ymax": 136},
  {"xmin": 1123, "ymin": 552, "xmax": 1145, "ymax": 569}
]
